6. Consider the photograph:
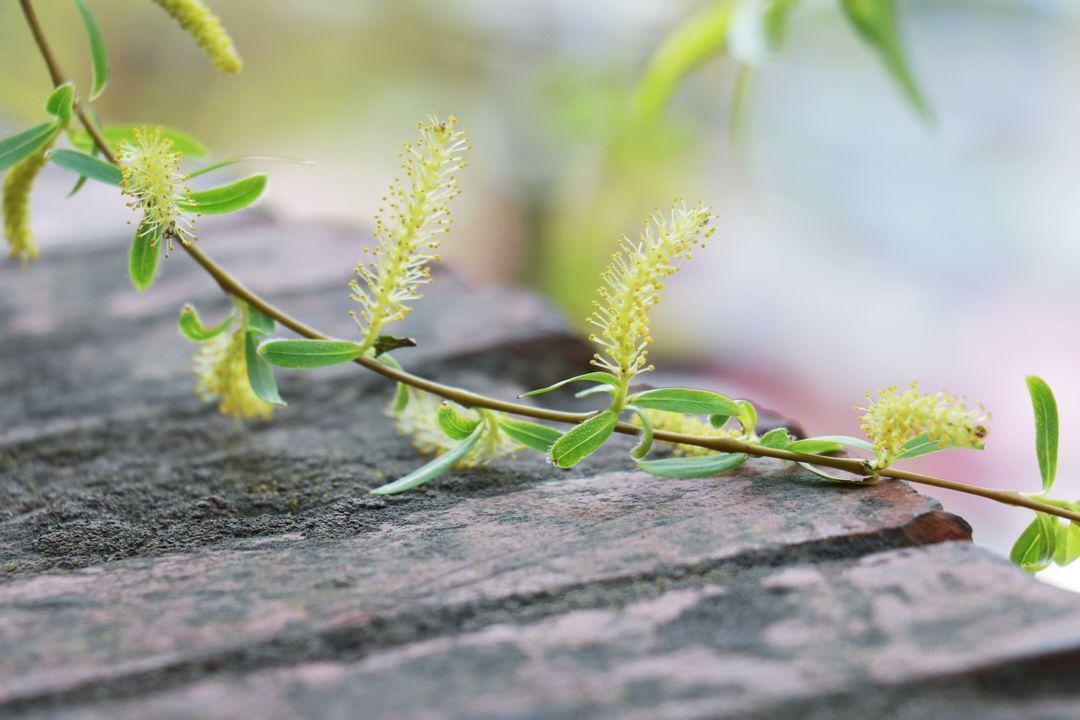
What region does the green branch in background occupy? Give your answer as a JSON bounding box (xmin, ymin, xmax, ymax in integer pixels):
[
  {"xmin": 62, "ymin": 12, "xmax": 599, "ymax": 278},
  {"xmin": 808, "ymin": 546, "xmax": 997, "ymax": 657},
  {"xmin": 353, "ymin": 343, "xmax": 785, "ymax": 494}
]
[{"xmin": 2, "ymin": 0, "xmax": 1078, "ymax": 577}]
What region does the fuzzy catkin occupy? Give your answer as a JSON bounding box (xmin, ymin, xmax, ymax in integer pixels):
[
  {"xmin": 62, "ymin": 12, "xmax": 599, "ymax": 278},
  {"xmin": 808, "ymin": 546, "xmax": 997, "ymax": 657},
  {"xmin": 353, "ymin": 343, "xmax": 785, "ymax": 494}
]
[
  {"xmin": 194, "ymin": 326, "xmax": 275, "ymax": 420},
  {"xmin": 150, "ymin": 0, "xmax": 242, "ymax": 74},
  {"xmin": 2, "ymin": 137, "xmax": 55, "ymax": 263}
]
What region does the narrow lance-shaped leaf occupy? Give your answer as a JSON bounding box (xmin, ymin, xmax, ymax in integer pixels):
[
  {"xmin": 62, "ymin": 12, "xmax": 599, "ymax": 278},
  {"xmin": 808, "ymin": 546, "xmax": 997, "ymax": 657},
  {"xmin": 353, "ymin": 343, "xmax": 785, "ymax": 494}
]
[
  {"xmin": 787, "ymin": 435, "xmax": 875, "ymax": 455},
  {"xmin": 74, "ymin": 0, "xmax": 109, "ymax": 101},
  {"xmin": 636, "ymin": 452, "xmax": 748, "ymax": 479},
  {"xmin": 258, "ymin": 338, "xmax": 365, "ymax": 369},
  {"xmin": 629, "ymin": 388, "xmax": 740, "ymax": 417},
  {"xmin": 627, "ymin": 405, "xmax": 653, "ymax": 460},
  {"xmin": 378, "ymin": 353, "xmax": 410, "ymax": 413},
  {"xmin": 499, "ymin": 418, "xmax": 562, "ymax": 453},
  {"xmin": 1026, "ymin": 375, "xmax": 1058, "ymax": 494},
  {"xmin": 48, "ymin": 149, "xmax": 122, "ymax": 185},
  {"xmin": 437, "ymin": 403, "xmax": 482, "ymax": 441},
  {"xmin": 128, "ymin": 221, "xmax": 162, "ymax": 292},
  {"xmin": 550, "ymin": 410, "xmax": 618, "ymax": 468},
  {"xmin": 0, "ymin": 122, "xmax": 60, "ymax": 171},
  {"xmin": 178, "ymin": 303, "xmax": 233, "ymax": 341},
  {"xmin": 758, "ymin": 427, "xmax": 791, "ymax": 449},
  {"xmin": 895, "ymin": 432, "xmax": 947, "ymax": 460},
  {"xmin": 371, "ymin": 425, "xmax": 484, "ymax": 495},
  {"xmin": 44, "ymin": 83, "xmax": 75, "ymax": 124},
  {"xmin": 1011, "ymin": 513, "xmax": 1057, "ymax": 571},
  {"xmin": 184, "ymin": 155, "xmax": 314, "ymax": 180},
  {"xmin": 246, "ymin": 304, "xmax": 276, "ymax": 335},
  {"xmin": 1054, "ymin": 521, "xmax": 1080, "ymax": 567},
  {"xmin": 735, "ymin": 399, "xmax": 757, "ymax": 434},
  {"xmin": 178, "ymin": 173, "xmax": 268, "ymax": 215},
  {"xmin": 840, "ymin": 0, "xmax": 930, "ymax": 118},
  {"xmin": 520, "ymin": 372, "xmax": 619, "ymax": 398},
  {"xmin": 244, "ymin": 332, "xmax": 285, "ymax": 406}
]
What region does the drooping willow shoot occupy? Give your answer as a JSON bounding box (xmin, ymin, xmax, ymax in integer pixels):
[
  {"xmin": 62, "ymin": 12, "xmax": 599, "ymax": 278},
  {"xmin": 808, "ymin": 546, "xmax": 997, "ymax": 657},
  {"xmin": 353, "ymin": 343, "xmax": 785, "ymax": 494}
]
[{"xmin": 1, "ymin": 0, "xmax": 1077, "ymax": 573}]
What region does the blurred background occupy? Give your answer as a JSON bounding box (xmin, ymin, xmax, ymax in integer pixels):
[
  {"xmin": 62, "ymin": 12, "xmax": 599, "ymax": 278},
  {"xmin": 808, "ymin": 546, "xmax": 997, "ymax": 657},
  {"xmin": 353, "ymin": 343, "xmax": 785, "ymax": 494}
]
[{"xmin": 2, "ymin": 0, "xmax": 1079, "ymax": 588}]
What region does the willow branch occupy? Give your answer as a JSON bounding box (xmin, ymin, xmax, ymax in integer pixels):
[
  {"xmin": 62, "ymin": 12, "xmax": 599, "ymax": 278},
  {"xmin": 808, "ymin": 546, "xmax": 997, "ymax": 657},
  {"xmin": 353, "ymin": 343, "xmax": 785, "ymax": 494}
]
[{"xmin": 21, "ymin": 0, "xmax": 1080, "ymax": 525}]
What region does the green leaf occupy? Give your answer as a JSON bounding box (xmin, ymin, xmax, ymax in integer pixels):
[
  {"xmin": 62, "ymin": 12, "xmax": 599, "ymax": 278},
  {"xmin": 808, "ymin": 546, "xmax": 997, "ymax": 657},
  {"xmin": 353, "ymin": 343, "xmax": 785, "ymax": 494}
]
[
  {"xmin": 128, "ymin": 221, "xmax": 162, "ymax": 292},
  {"xmin": 520, "ymin": 372, "xmax": 620, "ymax": 398},
  {"xmin": 74, "ymin": 0, "xmax": 109, "ymax": 101},
  {"xmin": 796, "ymin": 462, "xmax": 873, "ymax": 484},
  {"xmin": 499, "ymin": 418, "xmax": 562, "ymax": 452},
  {"xmin": 758, "ymin": 427, "xmax": 791, "ymax": 449},
  {"xmin": 735, "ymin": 400, "xmax": 757, "ymax": 434},
  {"xmin": 378, "ymin": 353, "xmax": 410, "ymax": 413},
  {"xmin": 895, "ymin": 432, "xmax": 947, "ymax": 460},
  {"xmin": 244, "ymin": 331, "xmax": 285, "ymax": 406},
  {"xmin": 550, "ymin": 410, "xmax": 618, "ymax": 468},
  {"xmin": 437, "ymin": 403, "xmax": 481, "ymax": 441},
  {"xmin": 631, "ymin": 2, "xmax": 734, "ymax": 124},
  {"xmin": 178, "ymin": 303, "xmax": 233, "ymax": 341},
  {"xmin": 787, "ymin": 435, "xmax": 875, "ymax": 455},
  {"xmin": 257, "ymin": 338, "xmax": 365, "ymax": 369},
  {"xmin": 1010, "ymin": 513, "xmax": 1057, "ymax": 571},
  {"xmin": 629, "ymin": 388, "xmax": 740, "ymax": 417},
  {"xmin": 373, "ymin": 334, "xmax": 416, "ymax": 357},
  {"xmin": 1026, "ymin": 375, "xmax": 1058, "ymax": 494},
  {"xmin": 371, "ymin": 425, "xmax": 484, "ymax": 495},
  {"xmin": 636, "ymin": 452, "xmax": 748, "ymax": 479},
  {"xmin": 184, "ymin": 155, "xmax": 314, "ymax": 180},
  {"xmin": 709, "ymin": 414, "xmax": 730, "ymax": 428},
  {"xmin": 575, "ymin": 384, "xmax": 614, "ymax": 399},
  {"xmin": 70, "ymin": 124, "xmax": 209, "ymax": 157},
  {"xmin": 245, "ymin": 304, "xmax": 275, "ymax": 335},
  {"xmin": 178, "ymin": 173, "xmax": 268, "ymax": 215},
  {"xmin": 48, "ymin": 148, "xmax": 121, "ymax": 185},
  {"xmin": 0, "ymin": 122, "xmax": 60, "ymax": 171},
  {"xmin": 45, "ymin": 83, "xmax": 75, "ymax": 123},
  {"xmin": 1054, "ymin": 522, "xmax": 1080, "ymax": 567},
  {"xmin": 840, "ymin": 0, "xmax": 930, "ymax": 118},
  {"xmin": 626, "ymin": 405, "xmax": 654, "ymax": 460}
]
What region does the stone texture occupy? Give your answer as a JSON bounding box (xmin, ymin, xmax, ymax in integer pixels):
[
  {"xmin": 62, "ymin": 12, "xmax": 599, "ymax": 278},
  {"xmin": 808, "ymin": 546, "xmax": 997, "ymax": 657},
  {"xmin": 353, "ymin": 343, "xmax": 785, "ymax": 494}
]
[{"xmin": 1, "ymin": 220, "xmax": 1077, "ymax": 719}]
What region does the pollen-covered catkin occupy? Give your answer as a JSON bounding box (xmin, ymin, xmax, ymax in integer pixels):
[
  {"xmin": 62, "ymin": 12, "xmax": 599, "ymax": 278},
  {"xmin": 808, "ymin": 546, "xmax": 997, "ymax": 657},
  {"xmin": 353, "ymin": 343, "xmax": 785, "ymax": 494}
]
[
  {"xmin": 2, "ymin": 136, "xmax": 55, "ymax": 263},
  {"xmin": 588, "ymin": 201, "xmax": 714, "ymax": 381},
  {"xmin": 391, "ymin": 390, "xmax": 514, "ymax": 466},
  {"xmin": 119, "ymin": 127, "xmax": 194, "ymax": 251},
  {"xmin": 859, "ymin": 382, "xmax": 989, "ymax": 465},
  {"xmin": 194, "ymin": 326, "xmax": 275, "ymax": 420},
  {"xmin": 150, "ymin": 0, "xmax": 242, "ymax": 74},
  {"xmin": 349, "ymin": 114, "xmax": 468, "ymax": 352}
]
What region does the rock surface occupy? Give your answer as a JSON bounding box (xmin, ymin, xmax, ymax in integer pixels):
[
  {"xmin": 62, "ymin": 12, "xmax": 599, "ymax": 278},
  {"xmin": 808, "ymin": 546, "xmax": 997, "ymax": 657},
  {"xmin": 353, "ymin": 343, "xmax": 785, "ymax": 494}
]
[{"xmin": 1, "ymin": 219, "xmax": 1077, "ymax": 719}]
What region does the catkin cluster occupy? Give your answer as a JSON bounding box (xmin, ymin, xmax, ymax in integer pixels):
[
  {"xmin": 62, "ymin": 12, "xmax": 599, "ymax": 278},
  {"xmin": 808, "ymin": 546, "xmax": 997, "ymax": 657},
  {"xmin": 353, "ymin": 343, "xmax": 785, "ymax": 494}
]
[
  {"xmin": 119, "ymin": 127, "xmax": 193, "ymax": 252},
  {"xmin": 2, "ymin": 137, "xmax": 55, "ymax": 263},
  {"xmin": 860, "ymin": 382, "xmax": 989, "ymax": 465},
  {"xmin": 151, "ymin": 0, "xmax": 242, "ymax": 74},
  {"xmin": 194, "ymin": 324, "xmax": 275, "ymax": 420},
  {"xmin": 392, "ymin": 391, "xmax": 514, "ymax": 466},
  {"xmin": 349, "ymin": 114, "xmax": 468, "ymax": 352},
  {"xmin": 635, "ymin": 409, "xmax": 742, "ymax": 456},
  {"xmin": 588, "ymin": 201, "xmax": 713, "ymax": 381}
]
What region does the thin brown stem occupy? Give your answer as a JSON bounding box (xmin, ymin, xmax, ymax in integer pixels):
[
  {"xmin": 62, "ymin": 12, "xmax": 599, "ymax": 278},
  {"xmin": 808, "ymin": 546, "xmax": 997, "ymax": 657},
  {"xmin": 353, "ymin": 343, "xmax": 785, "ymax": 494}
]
[
  {"xmin": 19, "ymin": 0, "xmax": 115, "ymax": 163},
  {"xmin": 20, "ymin": 0, "xmax": 1080, "ymax": 526}
]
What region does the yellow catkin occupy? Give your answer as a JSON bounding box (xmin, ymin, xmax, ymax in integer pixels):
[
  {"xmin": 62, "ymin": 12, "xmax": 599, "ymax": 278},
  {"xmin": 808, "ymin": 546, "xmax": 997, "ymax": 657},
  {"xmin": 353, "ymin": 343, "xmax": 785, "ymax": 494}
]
[
  {"xmin": 634, "ymin": 409, "xmax": 742, "ymax": 456},
  {"xmin": 859, "ymin": 382, "xmax": 989, "ymax": 465},
  {"xmin": 587, "ymin": 201, "xmax": 713, "ymax": 382},
  {"xmin": 349, "ymin": 114, "xmax": 468, "ymax": 352},
  {"xmin": 2, "ymin": 137, "xmax": 55, "ymax": 263},
  {"xmin": 118, "ymin": 127, "xmax": 193, "ymax": 252},
  {"xmin": 391, "ymin": 391, "xmax": 514, "ymax": 466},
  {"xmin": 151, "ymin": 0, "xmax": 242, "ymax": 74},
  {"xmin": 194, "ymin": 326, "xmax": 275, "ymax": 420}
]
